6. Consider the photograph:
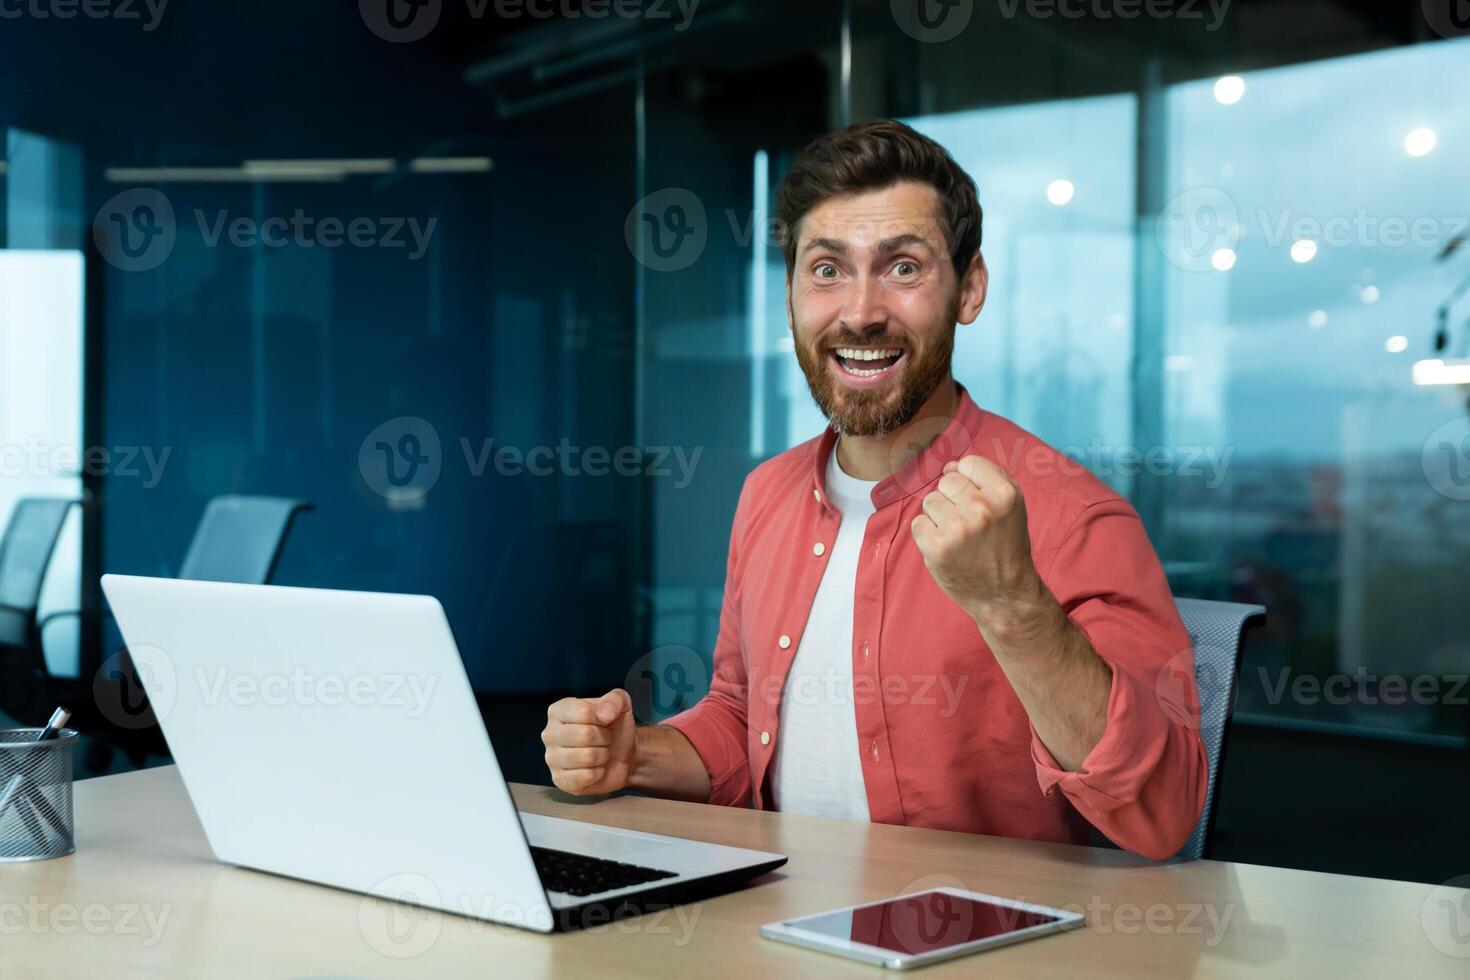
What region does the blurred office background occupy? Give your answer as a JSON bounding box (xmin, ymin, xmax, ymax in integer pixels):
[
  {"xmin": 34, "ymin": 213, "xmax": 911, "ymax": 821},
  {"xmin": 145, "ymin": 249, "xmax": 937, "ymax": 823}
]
[{"xmin": 0, "ymin": 1, "xmax": 1465, "ymax": 883}]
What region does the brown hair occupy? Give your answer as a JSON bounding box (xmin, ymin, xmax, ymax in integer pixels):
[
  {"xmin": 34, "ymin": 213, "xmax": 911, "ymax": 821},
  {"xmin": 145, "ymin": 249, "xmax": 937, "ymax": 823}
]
[{"xmin": 775, "ymin": 119, "xmax": 983, "ymax": 280}]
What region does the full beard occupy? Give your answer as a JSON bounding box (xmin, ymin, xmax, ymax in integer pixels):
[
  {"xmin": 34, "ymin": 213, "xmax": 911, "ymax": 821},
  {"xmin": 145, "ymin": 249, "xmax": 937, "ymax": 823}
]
[{"xmin": 794, "ymin": 308, "xmax": 958, "ymax": 439}]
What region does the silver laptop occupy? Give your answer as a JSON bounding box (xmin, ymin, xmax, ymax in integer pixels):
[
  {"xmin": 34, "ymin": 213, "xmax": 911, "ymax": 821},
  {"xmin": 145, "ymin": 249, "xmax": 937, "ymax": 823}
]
[{"xmin": 99, "ymin": 574, "xmax": 786, "ymax": 933}]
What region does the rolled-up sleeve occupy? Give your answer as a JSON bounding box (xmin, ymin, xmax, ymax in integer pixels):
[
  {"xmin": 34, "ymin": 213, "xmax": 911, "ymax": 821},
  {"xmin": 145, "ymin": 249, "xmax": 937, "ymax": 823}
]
[
  {"xmin": 662, "ymin": 479, "xmax": 755, "ymax": 807},
  {"xmin": 1029, "ymin": 499, "xmax": 1209, "ymax": 860}
]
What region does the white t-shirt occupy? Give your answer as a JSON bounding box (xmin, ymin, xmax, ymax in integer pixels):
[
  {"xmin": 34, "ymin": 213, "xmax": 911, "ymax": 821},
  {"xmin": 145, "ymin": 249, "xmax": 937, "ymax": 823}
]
[{"xmin": 769, "ymin": 449, "xmax": 877, "ymax": 821}]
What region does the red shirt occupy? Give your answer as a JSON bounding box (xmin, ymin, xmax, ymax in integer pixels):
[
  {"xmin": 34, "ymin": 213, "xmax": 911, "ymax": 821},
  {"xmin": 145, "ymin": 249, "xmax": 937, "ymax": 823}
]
[{"xmin": 665, "ymin": 387, "xmax": 1207, "ymax": 860}]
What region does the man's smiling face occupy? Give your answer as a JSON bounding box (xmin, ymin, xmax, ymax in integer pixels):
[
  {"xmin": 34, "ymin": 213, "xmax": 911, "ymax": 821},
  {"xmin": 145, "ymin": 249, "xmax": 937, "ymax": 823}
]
[{"xmin": 787, "ymin": 180, "xmax": 982, "ymax": 437}]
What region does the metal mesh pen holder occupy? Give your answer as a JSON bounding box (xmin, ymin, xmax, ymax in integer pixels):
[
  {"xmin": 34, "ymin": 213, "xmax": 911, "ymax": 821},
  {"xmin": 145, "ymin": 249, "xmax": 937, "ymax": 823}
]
[{"xmin": 0, "ymin": 728, "xmax": 78, "ymax": 861}]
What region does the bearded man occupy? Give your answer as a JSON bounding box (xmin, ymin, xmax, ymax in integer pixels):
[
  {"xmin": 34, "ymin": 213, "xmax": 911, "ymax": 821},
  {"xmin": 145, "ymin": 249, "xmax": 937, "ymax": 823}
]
[{"xmin": 541, "ymin": 119, "xmax": 1206, "ymax": 860}]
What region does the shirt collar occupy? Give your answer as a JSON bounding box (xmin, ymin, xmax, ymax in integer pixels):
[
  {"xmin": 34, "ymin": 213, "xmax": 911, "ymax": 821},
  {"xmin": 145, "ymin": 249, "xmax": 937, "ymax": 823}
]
[{"xmin": 813, "ymin": 383, "xmax": 986, "ymax": 511}]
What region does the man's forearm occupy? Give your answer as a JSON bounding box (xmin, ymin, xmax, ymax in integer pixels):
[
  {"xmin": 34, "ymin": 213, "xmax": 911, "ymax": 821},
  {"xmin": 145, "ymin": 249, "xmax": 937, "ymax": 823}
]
[
  {"xmin": 971, "ymin": 581, "xmax": 1112, "ymax": 772},
  {"xmin": 628, "ymin": 724, "xmax": 713, "ymax": 803}
]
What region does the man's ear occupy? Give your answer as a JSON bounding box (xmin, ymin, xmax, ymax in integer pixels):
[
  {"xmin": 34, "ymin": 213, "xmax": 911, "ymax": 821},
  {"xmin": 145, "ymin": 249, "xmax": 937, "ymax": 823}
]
[{"xmin": 956, "ymin": 251, "xmax": 988, "ymax": 325}]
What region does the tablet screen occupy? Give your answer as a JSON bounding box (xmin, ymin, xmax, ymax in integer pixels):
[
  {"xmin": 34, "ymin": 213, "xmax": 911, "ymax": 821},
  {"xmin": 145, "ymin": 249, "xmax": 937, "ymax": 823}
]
[{"xmin": 792, "ymin": 890, "xmax": 1064, "ymax": 954}]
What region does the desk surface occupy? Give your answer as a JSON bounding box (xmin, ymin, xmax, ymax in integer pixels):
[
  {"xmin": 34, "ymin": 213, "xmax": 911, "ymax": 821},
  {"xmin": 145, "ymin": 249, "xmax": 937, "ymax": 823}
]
[{"xmin": 2, "ymin": 765, "xmax": 1465, "ymax": 978}]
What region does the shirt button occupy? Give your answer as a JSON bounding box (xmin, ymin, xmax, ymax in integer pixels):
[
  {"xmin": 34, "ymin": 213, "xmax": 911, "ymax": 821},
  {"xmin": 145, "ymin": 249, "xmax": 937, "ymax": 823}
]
[
  {"xmin": 869, "ymin": 741, "xmax": 879, "ymax": 761},
  {"xmin": 813, "ymin": 541, "xmax": 826, "ymax": 557},
  {"xmin": 761, "ymin": 731, "xmax": 771, "ymax": 746},
  {"xmin": 778, "ymin": 634, "xmax": 791, "ymax": 649},
  {"xmin": 862, "ymin": 641, "xmax": 870, "ymax": 661},
  {"xmin": 813, "ymin": 488, "xmax": 821, "ymax": 503}
]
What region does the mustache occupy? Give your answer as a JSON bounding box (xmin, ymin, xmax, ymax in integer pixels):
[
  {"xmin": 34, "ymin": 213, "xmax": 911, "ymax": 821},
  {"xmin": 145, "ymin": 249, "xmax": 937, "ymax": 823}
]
[{"xmin": 818, "ymin": 333, "xmax": 911, "ymax": 350}]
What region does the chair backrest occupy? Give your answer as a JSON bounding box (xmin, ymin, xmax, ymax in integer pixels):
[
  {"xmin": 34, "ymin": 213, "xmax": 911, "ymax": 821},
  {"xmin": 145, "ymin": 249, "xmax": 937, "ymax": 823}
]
[
  {"xmin": 178, "ymin": 496, "xmax": 312, "ymax": 585},
  {"xmin": 1172, "ymin": 597, "xmax": 1265, "ymax": 860},
  {"xmin": 0, "ymin": 497, "xmax": 77, "ymax": 619},
  {"xmin": 1087, "ymin": 596, "xmax": 1265, "ymax": 861}
]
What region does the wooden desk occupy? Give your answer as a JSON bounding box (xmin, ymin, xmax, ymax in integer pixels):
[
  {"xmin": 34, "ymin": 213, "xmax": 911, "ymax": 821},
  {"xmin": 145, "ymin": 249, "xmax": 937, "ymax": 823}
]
[{"xmin": 2, "ymin": 766, "xmax": 1464, "ymax": 977}]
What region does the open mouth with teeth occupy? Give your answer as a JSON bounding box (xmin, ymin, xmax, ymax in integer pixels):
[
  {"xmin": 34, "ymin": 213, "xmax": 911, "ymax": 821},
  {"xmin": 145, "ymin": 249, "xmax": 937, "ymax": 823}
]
[{"xmin": 829, "ymin": 345, "xmax": 907, "ymax": 384}]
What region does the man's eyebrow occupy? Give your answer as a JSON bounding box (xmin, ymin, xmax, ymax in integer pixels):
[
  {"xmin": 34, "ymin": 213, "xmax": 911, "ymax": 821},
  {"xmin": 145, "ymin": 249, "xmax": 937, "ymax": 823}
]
[
  {"xmin": 800, "ymin": 236, "xmax": 849, "ymax": 256},
  {"xmin": 878, "ymin": 233, "xmax": 936, "ymax": 254}
]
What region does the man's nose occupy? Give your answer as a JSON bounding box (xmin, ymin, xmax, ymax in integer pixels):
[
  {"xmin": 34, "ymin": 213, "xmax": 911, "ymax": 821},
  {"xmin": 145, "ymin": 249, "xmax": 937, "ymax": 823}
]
[{"xmin": 839, "ymin": 272, "xmax": 889, "ymax": 333}]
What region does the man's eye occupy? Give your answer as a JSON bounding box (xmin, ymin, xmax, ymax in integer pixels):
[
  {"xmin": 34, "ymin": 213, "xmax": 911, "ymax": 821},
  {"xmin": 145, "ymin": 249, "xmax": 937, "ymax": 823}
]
[
  {"xmin": 892, "ymin": 261, "xmax": 918, "ymax": 277},
  {"xmin": 814, "ymin": 264, "xmax": 839, "ymax": 280}
]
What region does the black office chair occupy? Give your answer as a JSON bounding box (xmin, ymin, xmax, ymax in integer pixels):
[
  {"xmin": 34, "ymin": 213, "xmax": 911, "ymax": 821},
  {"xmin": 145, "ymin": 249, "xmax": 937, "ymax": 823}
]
[
  {"xmin": 174, "ymin": 495, "xmax": 315, "ymax": 585},
  {"xmin": 1089, "ymin": 597, "xmax": 1266, "ymax": 861},
  {"xmin": 0, "ymin": 497, "xmax": 79, "ymax": 725},
  {"xmin": 43, "ymin": 495, "xmax": 313, "ymax": 769}
]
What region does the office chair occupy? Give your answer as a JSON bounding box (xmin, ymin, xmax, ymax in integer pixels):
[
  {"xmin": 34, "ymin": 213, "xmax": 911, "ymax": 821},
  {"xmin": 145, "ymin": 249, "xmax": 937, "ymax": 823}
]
[
  {"xmin": 40, "ymin": 495, "xmax": 313, "ymax": 768},
  {"xmin": 0, "ymin": 497, "xmax": 80, "ymax": 725},
  {"xmin": 174, "ymin": 495, "xmax": 315, "ymax": 584},
  {"xmin": 1088, "ymin": 597, "xmax": 1266, "ymax": 861}
]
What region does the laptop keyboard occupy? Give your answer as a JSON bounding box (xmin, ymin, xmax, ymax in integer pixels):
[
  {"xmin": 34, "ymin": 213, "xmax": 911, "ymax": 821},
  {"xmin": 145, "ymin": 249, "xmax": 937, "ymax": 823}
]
[{"xmin": 529, "ymin": 845, "xmax": 679, "ymax": 897}]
